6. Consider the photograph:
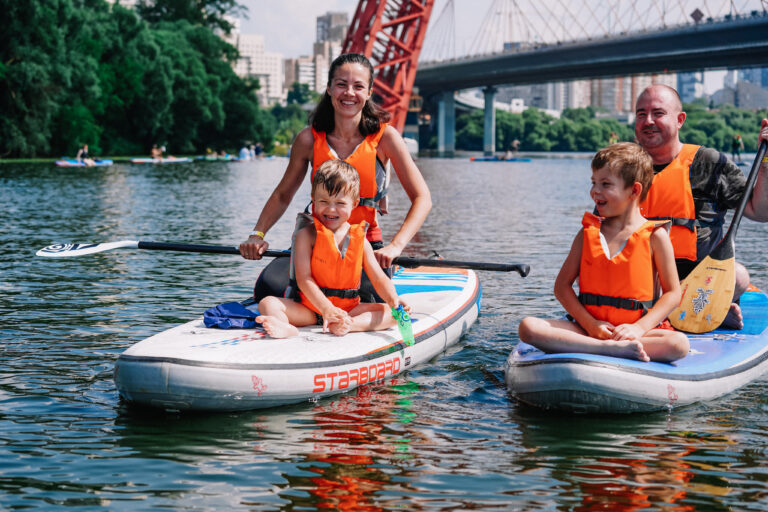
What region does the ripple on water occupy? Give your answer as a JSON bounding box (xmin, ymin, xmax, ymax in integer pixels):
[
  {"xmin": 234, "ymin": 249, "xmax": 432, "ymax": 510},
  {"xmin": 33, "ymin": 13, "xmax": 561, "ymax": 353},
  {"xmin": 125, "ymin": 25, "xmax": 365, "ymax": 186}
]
[{"xmin": 3, "ymin": 158, "xmax": 768, "ymax": 509}]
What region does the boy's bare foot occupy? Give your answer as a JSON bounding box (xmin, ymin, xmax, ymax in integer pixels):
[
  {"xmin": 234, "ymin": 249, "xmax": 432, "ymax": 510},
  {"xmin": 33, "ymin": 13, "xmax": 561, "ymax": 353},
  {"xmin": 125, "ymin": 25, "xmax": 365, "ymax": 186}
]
[
  {"xmin": 327, "ymin": 319, "xmax": 351, "ymax": 337},
  {"xmin": 721, "ymin": 302, "xmax": 744, "ymax": 330},
  {"xmin": 606, "ymin": 339, "xmax": 650, "ymax": 362},
  {"xmin": 256, "ymin": 316, "xmax": 299, "ymax": 339}
]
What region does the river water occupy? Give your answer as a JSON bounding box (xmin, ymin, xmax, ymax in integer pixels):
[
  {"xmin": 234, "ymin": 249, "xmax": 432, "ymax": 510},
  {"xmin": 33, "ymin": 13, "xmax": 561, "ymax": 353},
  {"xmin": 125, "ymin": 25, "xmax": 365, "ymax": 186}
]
[{"xmin": 3, "ymin": 154, "xmax": 768, "ymax": 510}]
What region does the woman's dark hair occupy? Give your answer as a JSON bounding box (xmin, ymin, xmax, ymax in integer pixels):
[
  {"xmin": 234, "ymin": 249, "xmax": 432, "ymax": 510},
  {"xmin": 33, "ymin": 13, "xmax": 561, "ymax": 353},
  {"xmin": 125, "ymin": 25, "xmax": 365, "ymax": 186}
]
[{"xmin": 309, "ymin": 53, "xmax": 391, "ymax": 136}]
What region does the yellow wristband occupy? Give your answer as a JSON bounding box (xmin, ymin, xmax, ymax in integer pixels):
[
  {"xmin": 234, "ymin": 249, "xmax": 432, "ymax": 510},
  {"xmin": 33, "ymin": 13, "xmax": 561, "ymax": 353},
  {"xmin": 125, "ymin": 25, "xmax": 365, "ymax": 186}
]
[
  {"xmin": 250, "ymin": 230, "xmax": 265, "ymax": 239},
  {"xmin": 763, "ymin": 156, "xmax": 768, "ymax": 163}
]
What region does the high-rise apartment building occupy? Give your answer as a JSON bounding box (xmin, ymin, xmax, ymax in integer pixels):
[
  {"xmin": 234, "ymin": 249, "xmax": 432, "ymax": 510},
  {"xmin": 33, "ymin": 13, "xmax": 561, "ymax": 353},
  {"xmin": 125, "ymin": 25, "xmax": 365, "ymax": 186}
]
[
  {"xmin": 227, "ymin": 33, "xmax": 283, "ymax": 105},
  {"xmin": 678, "ymin": 72, "xmax": 705, "ymax": 103},
  {"xmin": 316, "ymin": 12, "xmax": 349, "ymax": 44},
  {"xmin": 284, "ymin": 12, "xmax": 349, "ymax": 97}
]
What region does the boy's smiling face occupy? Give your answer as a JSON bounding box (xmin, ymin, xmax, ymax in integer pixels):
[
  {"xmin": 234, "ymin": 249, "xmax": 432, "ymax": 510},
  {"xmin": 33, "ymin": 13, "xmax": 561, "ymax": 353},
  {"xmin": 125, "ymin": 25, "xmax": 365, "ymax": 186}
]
[
  {"xmin": 590, "ymin": 166, "xmax": 638, "ymax": 218},
  {"xmin": 312, "ymin": 187, "xmax": 358, "ymax": 231}
]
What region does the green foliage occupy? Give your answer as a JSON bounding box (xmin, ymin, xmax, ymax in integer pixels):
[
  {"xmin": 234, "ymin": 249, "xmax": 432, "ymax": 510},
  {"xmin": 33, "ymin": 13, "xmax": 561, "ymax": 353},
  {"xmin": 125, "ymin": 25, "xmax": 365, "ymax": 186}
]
[
  {"xmin": 270, "ymin": 103, "xmax": 307, "ymax": 146},
  {"xmin": 136, "ymin": 0, "xmax": 245, "ymax": 35},
  {"xmin": 286, "ymin": 82, "xmax": 314, "ymax": 105},
  {"xmin": 453, "ymin": 104, "xmax": 762, "ymax": 154},
  {"xmin": 0, "ymin": 0, "xmax": 272, "ymax": 158}
]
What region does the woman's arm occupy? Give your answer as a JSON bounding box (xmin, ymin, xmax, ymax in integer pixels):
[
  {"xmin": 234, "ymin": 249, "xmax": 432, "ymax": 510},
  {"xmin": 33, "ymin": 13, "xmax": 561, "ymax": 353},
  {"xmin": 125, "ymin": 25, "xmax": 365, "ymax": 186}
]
[
  {"xmin": 375, "ymin": 125, "xmax": 432, "ymax": 267},
  {"xmin": 361, "ymin": 241, "xmax": 399, "ymax": 307},
  {"xmin": 239, "ymin": 128, "xmax": 313, "ymax": 259},
  {"xmin": 744, "ymin": 119, "xmax": 768, "ymax": 222}
]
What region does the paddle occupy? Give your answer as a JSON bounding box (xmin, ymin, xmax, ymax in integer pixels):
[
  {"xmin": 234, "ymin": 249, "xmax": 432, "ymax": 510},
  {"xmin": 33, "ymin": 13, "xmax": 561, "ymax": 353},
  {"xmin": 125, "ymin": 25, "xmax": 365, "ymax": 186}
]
[
  {"xmin": 669, "ymin": 141, "xmax": 768, "ymax": 333},
  {"xmin": 36, "ymin": 240, "xmax": 531, "ymax": 276}
]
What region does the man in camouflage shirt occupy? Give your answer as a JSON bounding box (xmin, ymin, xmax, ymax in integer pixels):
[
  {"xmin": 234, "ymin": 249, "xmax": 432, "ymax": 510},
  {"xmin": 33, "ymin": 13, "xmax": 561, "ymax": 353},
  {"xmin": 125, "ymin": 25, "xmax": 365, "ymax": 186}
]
[{"xmin": 634, "ymin": 84, "xmax": 768, "ymax": 329}]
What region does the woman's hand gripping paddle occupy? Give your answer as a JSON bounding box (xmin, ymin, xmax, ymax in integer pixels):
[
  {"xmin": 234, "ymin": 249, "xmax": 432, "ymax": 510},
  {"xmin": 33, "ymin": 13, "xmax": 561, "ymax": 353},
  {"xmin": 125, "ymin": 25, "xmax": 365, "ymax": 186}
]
[
  {"xmin": 392, "ymin": 305, "xmax": 415, "ymax": 346},
  {"xmin": 669, "ymin": 141, "xmax": 767, "ymax": 333}
]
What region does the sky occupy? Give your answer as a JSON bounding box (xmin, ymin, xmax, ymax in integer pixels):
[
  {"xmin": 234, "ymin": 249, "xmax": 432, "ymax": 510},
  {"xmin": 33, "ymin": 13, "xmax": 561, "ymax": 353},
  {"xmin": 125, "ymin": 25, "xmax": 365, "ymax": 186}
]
[{"xmin": 237, "ymin": 0, "xmax": 726, "ymax": 94}]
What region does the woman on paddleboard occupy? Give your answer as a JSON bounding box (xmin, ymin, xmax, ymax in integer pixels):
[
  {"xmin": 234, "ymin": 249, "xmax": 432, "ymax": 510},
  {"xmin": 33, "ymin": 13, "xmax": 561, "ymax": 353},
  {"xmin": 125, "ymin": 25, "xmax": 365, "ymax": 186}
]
[{"xmin": 240, "ymin": 53, "xmax": 431, "ymax": 301}]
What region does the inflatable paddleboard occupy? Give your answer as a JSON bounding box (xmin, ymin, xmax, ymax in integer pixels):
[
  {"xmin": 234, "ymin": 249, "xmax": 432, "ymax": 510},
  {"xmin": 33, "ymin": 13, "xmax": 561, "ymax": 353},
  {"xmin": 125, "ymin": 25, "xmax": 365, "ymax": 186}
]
[
  {"xmin": 129, "ymin": 157, "xmax": 192, "ymax": 164},
  {"xmin": 55, "ymin": 159, "xmax": 113, "ymax": 167},
  {"xmin": 505, "ymin": 287, "xmax": 768, "ymax": 414},
  {"xmin": 115, "ymin": 266, "xmax": 481, "ymax": 412},
  {"xmin": 470, "ymin": 156, "xmax": 531, "ymax": 162}
]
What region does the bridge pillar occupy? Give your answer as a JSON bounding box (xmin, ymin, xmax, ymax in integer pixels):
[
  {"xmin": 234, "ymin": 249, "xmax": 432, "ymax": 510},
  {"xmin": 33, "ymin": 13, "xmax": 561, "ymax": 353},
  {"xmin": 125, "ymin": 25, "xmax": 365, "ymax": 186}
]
[
  {"xmin": 437, "ymin": 90, "xmax": 455, "ymax": 157},
  {"xmin": 483, "ymin": 86, "xmax": 497, "ymax": 156}
]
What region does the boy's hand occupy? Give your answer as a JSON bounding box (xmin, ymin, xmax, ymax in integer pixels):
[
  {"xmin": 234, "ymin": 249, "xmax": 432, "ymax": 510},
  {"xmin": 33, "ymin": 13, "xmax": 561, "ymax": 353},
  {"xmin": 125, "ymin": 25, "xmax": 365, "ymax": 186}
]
[
  {"xmin": 611, "ymin": 323, "xmax": 645, "ymax": 342},
  {"xmin": 321, "ymin": 306, "xmax": 350, "ymax": 333},
  {"xmin": 586, "ymin": 320, "xmax": 614, "ymax": 340},
  {"xmin": 392, "ymin": 297, "xmax": 411, "ymax": 314}
]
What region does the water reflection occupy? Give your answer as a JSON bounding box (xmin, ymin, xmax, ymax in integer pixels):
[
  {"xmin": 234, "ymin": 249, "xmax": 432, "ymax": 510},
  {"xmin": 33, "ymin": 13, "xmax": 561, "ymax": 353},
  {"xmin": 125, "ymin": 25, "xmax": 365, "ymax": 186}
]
[{"xmin": 3, "ymin": 157, "xmax": 768, "ymax": 509}]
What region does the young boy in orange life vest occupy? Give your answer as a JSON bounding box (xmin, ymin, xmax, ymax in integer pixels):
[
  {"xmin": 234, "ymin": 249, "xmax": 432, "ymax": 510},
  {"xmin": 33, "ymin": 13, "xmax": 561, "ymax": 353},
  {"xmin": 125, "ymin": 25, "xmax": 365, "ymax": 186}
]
[
  {"xmin": 518, "ymin": 143, "xmax": 690, "ymax": 363},
  {"xmin": 256, "ymin": 160, "xmax": 411, "ymax": 339}
]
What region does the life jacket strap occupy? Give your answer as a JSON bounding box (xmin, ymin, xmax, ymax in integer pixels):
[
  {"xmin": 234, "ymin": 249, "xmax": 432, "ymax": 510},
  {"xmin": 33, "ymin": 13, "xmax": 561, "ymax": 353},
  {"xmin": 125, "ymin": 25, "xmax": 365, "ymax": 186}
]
[
  {"xmin": 578, "ymin": 292, "xmax": 653, "ymax": 313},
  {"xmin": 358, "ymin": 186, "xmax": 388, "ymax": 209},
  {"xmin": 644, "ymin": 216, "xmax": 697, "ymax": 232},
  {"xmin": 319, "ymin": 287, "xmax": 359, "ymax": 300}
]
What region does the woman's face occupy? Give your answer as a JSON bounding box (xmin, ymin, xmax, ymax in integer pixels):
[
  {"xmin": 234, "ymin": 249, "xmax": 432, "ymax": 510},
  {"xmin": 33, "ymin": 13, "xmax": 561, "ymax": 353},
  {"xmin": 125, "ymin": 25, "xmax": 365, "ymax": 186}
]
[{"xmin": 327, "ymin": 62, "xmax": 372, "ymax": 118}]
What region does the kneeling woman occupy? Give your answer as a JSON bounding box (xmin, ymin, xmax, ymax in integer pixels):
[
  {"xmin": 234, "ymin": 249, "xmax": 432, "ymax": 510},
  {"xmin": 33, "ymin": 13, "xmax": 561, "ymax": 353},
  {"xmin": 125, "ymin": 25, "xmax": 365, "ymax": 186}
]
[{"xmin": 239, "ymin": 53, "xmax": 431, "ymax": 302}]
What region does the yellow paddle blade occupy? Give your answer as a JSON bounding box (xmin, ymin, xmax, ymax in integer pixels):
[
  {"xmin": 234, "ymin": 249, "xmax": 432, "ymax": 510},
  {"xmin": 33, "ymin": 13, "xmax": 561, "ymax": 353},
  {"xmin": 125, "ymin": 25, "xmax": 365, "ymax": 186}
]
[{"xmin": 669, "ymin": 254, "xmax": 735, "ymax": 333}]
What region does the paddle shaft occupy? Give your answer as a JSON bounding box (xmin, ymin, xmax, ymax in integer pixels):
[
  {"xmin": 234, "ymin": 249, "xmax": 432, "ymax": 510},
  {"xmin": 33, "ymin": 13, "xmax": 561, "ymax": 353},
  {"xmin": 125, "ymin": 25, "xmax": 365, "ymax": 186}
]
[{"xmin": 137, "ymin": 241, "xmax": 530, "ymax": 275}]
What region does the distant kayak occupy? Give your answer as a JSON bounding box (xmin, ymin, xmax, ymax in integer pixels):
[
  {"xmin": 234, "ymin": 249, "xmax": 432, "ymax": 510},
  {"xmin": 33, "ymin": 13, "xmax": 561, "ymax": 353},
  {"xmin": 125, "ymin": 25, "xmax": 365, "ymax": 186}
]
[
  {"xmin": 55, "ymin": 159, "xmax": 113, "ymax": 167},
  {"xmin": 470, "ymin": 156, "xmax": 531, "ymax": 162},
  {"xmin": 130, "ymin": 157, "xmax": 192, "ymax": 164},
  {"xmin": 194, "ymin": 155, "xmax": 242, "ymax": 162}
]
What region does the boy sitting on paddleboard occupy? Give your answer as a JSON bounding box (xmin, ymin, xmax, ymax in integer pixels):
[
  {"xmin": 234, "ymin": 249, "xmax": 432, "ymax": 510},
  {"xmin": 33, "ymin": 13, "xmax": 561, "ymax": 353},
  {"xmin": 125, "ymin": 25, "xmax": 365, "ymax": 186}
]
[
  {"xmin": 518, "ymin": 143, "xmax": 689, "ymax": 362},
  {"xmin": 256, "ymin": 160, "xmax": 410, "ymax": 338}
]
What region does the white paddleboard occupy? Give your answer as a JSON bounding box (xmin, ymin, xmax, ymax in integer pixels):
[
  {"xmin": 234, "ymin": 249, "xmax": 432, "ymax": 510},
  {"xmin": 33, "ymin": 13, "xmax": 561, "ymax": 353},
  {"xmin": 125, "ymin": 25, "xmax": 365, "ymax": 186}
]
[{"xmin": 115, "ymin": 266, "xmax": 481, "ymax": 411}]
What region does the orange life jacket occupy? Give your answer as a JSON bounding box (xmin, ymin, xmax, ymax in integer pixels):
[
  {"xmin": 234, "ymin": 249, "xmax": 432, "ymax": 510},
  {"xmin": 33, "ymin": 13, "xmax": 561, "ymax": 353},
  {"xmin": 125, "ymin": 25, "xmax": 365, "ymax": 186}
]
[
  {"xmin": 639, "ymin": 144, "xmax": 699, "ymax": 261},
  {"xmin": 578, "ymin": 212, "xmax": 667, "ymax": 326},
  {"xmin": 312, "ymin": 124, "xmax": 388, "ymax": 242},
  {"xmin": 299, "ymin": 216, "xmax": 366, "ymax": 315}
]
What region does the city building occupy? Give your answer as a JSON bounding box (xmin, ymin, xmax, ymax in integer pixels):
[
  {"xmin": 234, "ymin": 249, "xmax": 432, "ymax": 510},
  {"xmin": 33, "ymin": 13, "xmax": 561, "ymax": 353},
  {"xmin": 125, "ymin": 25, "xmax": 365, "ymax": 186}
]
[
  {"xmin": 316, "ymin": 12, "xmax": 349, "ymax": 44},
  {"xmin": 678, "ymin": 72, "xmax": 706, "ymax": 103},
  {"xmin": 226, "ymin": 32, "xmax": 283, "ymax": 105},
  {"xmin": 284, "ymin": 12, "xmax": 349, "ymax": 97}
]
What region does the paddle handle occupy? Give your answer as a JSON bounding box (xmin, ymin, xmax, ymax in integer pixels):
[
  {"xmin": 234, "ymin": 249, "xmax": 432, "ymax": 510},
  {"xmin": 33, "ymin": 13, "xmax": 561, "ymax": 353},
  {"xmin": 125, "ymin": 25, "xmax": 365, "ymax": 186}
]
[
  {"xmin": 136, "ymin": 241, "xmax": 287, "ymax": 258},
  {"xmin": 724, "ymin": 140, "xmax": 767, "ymax": 243}
]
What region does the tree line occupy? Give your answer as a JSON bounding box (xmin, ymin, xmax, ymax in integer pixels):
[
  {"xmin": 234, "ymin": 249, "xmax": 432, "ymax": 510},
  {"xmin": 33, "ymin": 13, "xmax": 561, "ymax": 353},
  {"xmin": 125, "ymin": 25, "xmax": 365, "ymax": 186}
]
[
  {"xmin": 3, "ymin": 1, "xmax": 766, "ymax": 158},
  {"xmin": 1, "ymin": 0, "xmax": 272, "ymax": 158},
  {"xmin": 447, "ymin": 101, "xmax": 768, "ymax": 154}
]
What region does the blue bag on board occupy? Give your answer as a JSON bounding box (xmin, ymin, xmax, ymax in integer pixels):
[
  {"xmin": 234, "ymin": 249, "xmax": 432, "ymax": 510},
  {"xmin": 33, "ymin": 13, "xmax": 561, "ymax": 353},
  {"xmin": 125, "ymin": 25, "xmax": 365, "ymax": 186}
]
[{"xmin": 203, "ymin": 302, "xmax": 260, "ymax": 329}]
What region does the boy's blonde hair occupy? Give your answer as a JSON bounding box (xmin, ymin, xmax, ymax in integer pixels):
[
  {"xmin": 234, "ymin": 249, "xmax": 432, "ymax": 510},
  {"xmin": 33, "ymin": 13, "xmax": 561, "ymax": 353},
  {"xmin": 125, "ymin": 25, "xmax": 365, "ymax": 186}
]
[
  {"xmin": 311, "ymin": 160, "xmax": 360, "ymax": 200},
  {"xmin": 591, "ymin": 142, "xmax": 654, "ymax": 202}
]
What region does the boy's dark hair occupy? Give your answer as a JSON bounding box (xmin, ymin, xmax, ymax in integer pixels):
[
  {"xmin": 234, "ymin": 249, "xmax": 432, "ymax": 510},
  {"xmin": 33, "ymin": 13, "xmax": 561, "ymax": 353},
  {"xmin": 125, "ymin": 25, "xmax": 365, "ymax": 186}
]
[
  {"xmin": 309, "ymin": 53, "xmax": 391, "ymax": 136},
  {"xmin": 591, "ymin": 143, "xmax": 654, "ymax": 202},
  {"xmin": 312, "ymin": 160, "xmax": 360, "ymax": 200}
]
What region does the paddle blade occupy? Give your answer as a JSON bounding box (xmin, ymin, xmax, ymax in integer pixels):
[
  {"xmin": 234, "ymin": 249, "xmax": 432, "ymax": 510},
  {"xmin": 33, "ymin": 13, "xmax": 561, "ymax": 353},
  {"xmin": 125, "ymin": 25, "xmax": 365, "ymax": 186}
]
[
  {"xmin": 669, "ymin": 253, "xmax": 735, "ymax": 333},
  {"xmin": 36, "ymin": 241, "xmax": 139, "ymax": 257}
]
